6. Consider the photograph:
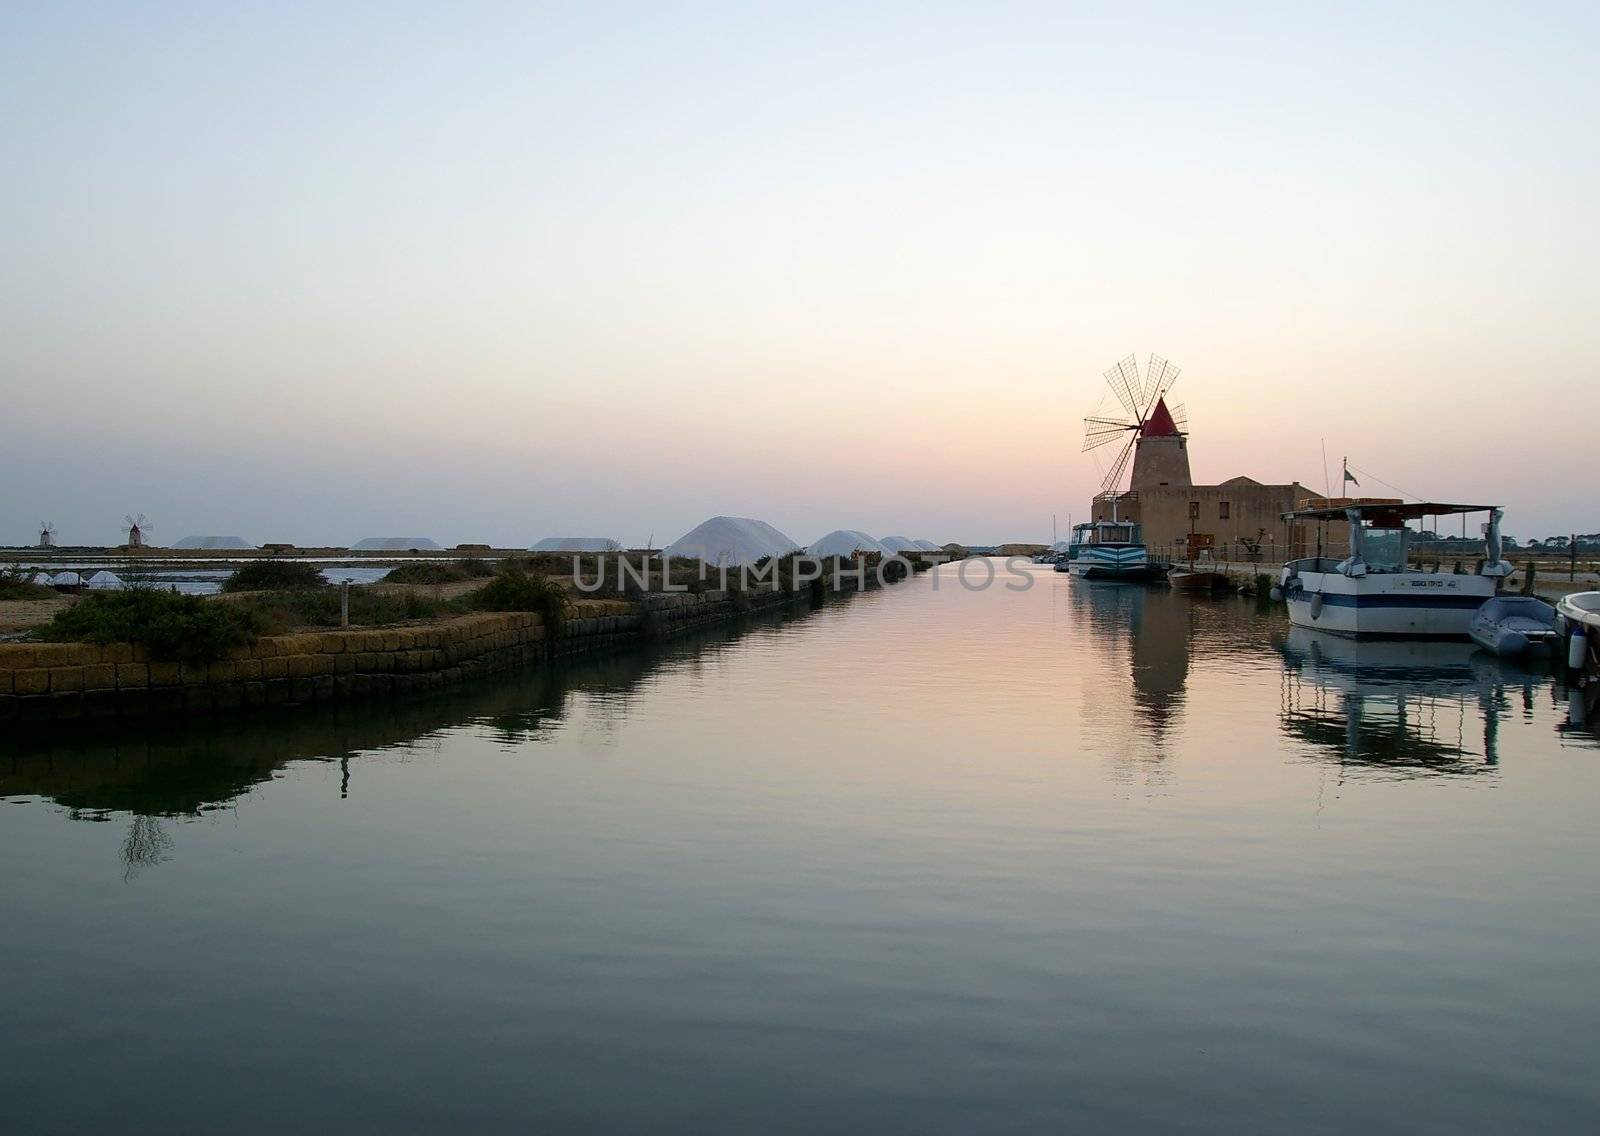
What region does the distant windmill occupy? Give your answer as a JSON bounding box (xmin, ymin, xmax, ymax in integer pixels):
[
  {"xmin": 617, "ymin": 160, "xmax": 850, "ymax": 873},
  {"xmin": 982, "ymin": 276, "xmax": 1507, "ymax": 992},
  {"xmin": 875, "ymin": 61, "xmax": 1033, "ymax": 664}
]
[
  {"xmin": 38, "ymin": 521, "xmax": 57, "ymax": 548},
  {"xmin": 1081, "ymin": 353, "xmax": 1188, "ymax": 500},
  {"xmin": 124, "ymin": 513, "xmax": 153, "ymax": 549}
]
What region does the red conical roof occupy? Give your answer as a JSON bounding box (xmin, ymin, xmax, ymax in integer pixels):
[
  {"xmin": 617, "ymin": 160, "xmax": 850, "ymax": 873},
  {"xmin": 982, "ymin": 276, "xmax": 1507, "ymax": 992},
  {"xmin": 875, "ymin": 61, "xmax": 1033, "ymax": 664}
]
[{"xmin": 1142, "ymin": 397, "xmax": 1179, "ymax": 437}]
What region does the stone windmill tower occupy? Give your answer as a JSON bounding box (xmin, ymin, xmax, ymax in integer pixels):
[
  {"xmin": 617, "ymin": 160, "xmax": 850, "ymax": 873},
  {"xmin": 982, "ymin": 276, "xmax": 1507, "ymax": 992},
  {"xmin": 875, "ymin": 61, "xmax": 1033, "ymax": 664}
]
[
  {"xmin": 1082, "ymin": 354, "xmax": 1191, "ymax": 505},
  {"xmin": 125, "ymin": 513, "xmax": 153, "ymax": 549},
  {"xmin": 38, "ymin": 521, "xmax": 57, "ymax": 548}
]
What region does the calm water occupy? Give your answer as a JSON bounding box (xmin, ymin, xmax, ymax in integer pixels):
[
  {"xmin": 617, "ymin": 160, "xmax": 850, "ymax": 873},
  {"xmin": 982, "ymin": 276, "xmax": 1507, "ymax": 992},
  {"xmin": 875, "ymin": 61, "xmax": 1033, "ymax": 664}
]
[{"xmin": 3, "ymin": 564, "xmax": 1597, "ymax": 1133}]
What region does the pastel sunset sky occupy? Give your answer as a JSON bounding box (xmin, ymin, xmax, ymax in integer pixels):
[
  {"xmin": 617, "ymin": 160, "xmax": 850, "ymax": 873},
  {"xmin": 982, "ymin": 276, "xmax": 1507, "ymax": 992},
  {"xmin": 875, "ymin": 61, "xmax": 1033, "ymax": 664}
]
[{"xmin": 5, "ymin": 2, "xmax": 1596, "ymax": 547}]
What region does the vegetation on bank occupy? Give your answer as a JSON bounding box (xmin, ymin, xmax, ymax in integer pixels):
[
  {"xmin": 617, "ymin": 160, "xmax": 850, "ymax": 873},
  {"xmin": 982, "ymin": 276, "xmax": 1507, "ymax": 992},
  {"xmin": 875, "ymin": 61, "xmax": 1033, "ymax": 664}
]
[
  {"xmin": 221, "ymin": 560, "xmax": 328, "ymax": 592},
  {"xmin": 32, "ymin": 559, "xmax": 574, "ymax": 662},
  {"xmin": 39, "ymin": 589, "xmax": 267, "ymax": 663},
  {"xmin": 382, "ymin": 559, "xmax": 495, "ymax": 585},
  {"xmin": 468, "ymin": 563, "xmax": 568, "ymax": 629},
  {"xmin": 0, "ymin": 567, "xmax": 55, "ymax": 600}
]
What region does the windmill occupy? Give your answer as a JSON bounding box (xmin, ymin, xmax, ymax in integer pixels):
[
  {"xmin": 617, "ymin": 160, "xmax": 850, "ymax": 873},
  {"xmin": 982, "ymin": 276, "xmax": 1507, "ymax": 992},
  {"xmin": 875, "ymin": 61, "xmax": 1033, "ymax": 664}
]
[
  {"xmin": 38, "ymin": 521, "xmax": 57, "ymax": 548},
  {"xmin": 1082, "ymin": 353, "xmax": 1188, "ymax": 513},
  {"xmin": 124, "ymin": 513, "xmax": 153, "ymax": 549}
]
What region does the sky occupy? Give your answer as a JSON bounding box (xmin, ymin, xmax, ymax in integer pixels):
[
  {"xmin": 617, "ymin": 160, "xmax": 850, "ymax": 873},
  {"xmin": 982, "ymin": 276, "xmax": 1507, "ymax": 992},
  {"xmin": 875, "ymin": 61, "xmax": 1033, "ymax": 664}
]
[{"xmin": 4, "ymin": 1, "xmax": 1596, "ymax": 548}]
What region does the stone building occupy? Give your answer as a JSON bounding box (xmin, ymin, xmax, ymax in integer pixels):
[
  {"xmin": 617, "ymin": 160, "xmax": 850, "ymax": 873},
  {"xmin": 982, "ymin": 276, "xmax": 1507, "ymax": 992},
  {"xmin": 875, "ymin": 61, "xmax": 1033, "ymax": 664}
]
[{"xmin": 1090, "ymin": 397, "xmax": 1311, "ymax": 562}]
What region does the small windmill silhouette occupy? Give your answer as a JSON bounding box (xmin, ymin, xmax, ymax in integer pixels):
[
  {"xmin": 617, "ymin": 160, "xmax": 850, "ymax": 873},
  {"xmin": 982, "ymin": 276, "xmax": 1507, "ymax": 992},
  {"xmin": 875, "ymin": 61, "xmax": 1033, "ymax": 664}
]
[
  {"xmin": 38, "ymin": 521, "xmax": 57, "ymax": 548},
  {"xmin": 1081, "ymin": 353, "xmax": 1188, "ymax": 498},
  {"xmin": 125, "ymin": 513, "xmax": 153, "ymax": 549}
]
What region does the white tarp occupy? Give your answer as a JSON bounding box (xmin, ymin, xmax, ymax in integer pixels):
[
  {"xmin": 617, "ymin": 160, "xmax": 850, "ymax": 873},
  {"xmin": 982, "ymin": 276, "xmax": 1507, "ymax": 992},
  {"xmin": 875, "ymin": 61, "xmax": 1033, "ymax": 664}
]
[
  {"xmin": 912, "ymin": 540, "xmax": 943, "ymax": 552},
  {"xmin": 877, "ymin": 535, "xmax": 920, "ymax": 553},
  {"xmin": 806, "ymin": 530, "xmax": 888, "ymax": 557},
  {"xmin": 173, "ymin": 535, "xmax": 255, "ymax": 549},
  {"xmin": 530, "ymin": 537, "xmax": 623, "ymax": 553},
  {"xmin": 86, "ymin": 570, "xmax": 124, "ymax": 590},
  {"xmin": 663, "ymin": 516, "xmax": 801, "ymax": 566},
  {"xmin": 350, "ymin": 537, "xmax": 443, "ymax": 551},
  {"xmin": 51, "ymin": 571, "xmax": 83, "ymax": 586},
  {"xmin": 31, "ymin": 572, "xmax": 54, "ymax": 585}
]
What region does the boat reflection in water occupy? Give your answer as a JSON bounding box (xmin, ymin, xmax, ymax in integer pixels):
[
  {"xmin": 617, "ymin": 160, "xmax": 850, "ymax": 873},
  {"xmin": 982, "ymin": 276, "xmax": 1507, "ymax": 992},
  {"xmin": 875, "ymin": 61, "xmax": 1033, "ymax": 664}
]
[{"xmin": 1276, "ymin": 626, "xmax": 1555, "ymax": 773}]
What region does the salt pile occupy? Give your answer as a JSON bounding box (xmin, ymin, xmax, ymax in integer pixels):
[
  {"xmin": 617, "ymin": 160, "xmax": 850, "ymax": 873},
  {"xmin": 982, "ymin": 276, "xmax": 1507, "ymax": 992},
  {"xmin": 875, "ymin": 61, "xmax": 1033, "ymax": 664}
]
[
  {"xmin": 174, "ymin": 535, "xmax": 255, "ymax": 549},
  {"xmin": 663, "ymin": 516, "xmax": 801, "ymax": 566},
  {"xmin": 877, "ymin": 536, "xmax": 921, "ymax": 553},
  {"xmin": 531, "ymin": 537, "xmax": 623, "ymax": 553},
  {"xmin": 912, "ymin": 540, "xmax": 943, "ymax": 552},
  {"xmin": 806, "ymin": 530, "xmax": 888, "ymax": 557},
  {"xmin": 86, "ymin": 570, "xmax": 125, "ymax": 590},
  {"xmin": 350, "ymin": 537, "xmax": 443, "ymax": 551}
]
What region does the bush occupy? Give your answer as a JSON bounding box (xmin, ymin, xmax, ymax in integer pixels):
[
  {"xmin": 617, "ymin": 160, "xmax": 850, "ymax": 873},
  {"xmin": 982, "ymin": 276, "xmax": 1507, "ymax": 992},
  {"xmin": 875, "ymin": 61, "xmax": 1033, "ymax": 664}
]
[
  {"xmin": 39, "ymin": 590, "xmax": 265, "ymax": 663},
  {"xmin": 230, "ymin": 587, "xmax": 463, "ymax": 631},
  {"xmin": 221, "ymin": 561, "xmax": 329, "ymax": 593},
  {"xmin": 382, "ymin": 559, "xmax": 495, "ymax": 585},
  {"xmin": 470, "ymin": 565, "xmax": 568, "ymax": 629},
  {"xmin": 0, "ymin": 568, "xmax": 54, "ymax": 600}
]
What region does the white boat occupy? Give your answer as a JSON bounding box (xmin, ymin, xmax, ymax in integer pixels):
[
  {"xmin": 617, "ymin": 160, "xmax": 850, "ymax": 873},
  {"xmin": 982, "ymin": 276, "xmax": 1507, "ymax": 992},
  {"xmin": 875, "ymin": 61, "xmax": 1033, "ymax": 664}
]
[
  {"xmin": 1275, "ymin": 501, "xmax": 1511, "ymax": 638},
  {"xmin": 1556, "ymin": 591, "xmax": 1600, "ymax": 634},
  {"xmin": 1056, "ymin": 520, "xmax": 1164, "ymax": 581}
]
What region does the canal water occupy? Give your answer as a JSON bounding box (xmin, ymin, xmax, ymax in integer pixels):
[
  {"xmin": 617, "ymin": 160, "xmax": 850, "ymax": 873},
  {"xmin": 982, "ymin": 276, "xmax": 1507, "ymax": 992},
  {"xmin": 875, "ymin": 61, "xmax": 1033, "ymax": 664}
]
[{"xmin": 2, "ymin": 564, "xmax": 1596, "ymax": 1133}]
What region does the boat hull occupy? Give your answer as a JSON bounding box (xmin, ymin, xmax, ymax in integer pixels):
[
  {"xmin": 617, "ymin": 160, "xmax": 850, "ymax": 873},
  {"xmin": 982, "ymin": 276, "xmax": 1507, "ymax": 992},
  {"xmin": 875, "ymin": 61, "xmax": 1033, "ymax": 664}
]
[
  {"xmin": 1168, "ymin": 570, "xmax": 1229, "ymax": 592},
  {"xmin": 1284, "ymin": 569, "xmax": 1493, "ymax": 638}
]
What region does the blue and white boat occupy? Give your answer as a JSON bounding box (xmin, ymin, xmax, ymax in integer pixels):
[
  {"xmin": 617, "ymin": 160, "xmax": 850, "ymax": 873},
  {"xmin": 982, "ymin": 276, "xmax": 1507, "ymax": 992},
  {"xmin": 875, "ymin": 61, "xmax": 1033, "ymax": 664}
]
[
  {"xmin": 1057, "ymin": 520, "xmax": 1164, "ymax": 582},
  {"xmin": 1275, "ymin": 501, "xmax": 1512, "ymax": 638}
]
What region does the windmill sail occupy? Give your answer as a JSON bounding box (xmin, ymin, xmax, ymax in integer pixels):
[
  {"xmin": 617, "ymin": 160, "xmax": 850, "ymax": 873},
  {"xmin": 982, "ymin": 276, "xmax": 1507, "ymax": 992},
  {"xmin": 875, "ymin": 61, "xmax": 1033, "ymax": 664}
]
[{"xmin": 1081, "ymin": 354, "xmax": 1188, "ymax": 497}]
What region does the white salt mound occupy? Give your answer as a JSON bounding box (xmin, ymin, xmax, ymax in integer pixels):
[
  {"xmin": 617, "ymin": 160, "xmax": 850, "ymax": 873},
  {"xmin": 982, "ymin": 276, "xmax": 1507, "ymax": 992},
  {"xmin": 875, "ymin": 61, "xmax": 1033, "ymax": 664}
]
[
  {"xmin": 86, "ymin": 570, "xmax": 124, "ymax": 590},
  {"xmin": 531, "ymin": 537, "xmax": 623, "ymax": 553},
  {"xmin": 912, "ymin": 539, "xmax": 943, "ymax": 552},
  {"xmin": 663, "ymin": 516, "xmax": 801, "ymax": 566},
  {"xmin": 174, "ymin": 535, "xmax": 255, "ymax": 549},
  {"xmin": 51, "ymin": 571, "xmax": 83, "ymax": 586},
  {"xmin": 806, "ymin": 530, "xmax": 888, "ymax": 557},
  {"xmin": 877, "ymin": 535, "xmax": 921, "ymax": 553},
  {"xmin": 351, "ymin": 537, "xmax": 443, "ymax": 551}
]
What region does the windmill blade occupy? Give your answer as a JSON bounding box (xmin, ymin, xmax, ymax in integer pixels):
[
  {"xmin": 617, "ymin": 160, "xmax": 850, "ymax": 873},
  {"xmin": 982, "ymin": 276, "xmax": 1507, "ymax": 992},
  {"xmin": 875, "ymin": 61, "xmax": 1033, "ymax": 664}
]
[
  {"xmin": 1082, "ymin": 415, "xmax": 1136, "ymax": 452},
  {"xmin": 1131, "ymin": 356, "xmax": 1180, "ymax": 432},
  {"xmin": 1170, "ymin": 403, "xmax": 1189, "ymax": 432},
  {"xmin": 1103, "ymin": 354, "xmax": 1143, "ymax": 419},
  {"xmin": 1101, "ymin": 433, "xmax": 1138, "ymax": 496}
]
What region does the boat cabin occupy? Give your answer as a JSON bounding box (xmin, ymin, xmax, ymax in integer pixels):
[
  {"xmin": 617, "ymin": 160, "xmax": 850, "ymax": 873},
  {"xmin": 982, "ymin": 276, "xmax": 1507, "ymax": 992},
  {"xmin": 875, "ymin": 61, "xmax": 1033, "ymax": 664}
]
[{"xmin": 1069, "ymin": 519, "xmax": 1143, "ymax": 552}]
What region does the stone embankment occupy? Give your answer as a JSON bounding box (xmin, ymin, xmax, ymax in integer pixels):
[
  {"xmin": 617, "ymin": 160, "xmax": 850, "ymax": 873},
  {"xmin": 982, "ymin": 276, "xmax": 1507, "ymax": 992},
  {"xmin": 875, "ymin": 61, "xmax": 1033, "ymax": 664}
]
[{"xmin": 0, "ymin": 582, "xmax": 866, "ymax": 725}]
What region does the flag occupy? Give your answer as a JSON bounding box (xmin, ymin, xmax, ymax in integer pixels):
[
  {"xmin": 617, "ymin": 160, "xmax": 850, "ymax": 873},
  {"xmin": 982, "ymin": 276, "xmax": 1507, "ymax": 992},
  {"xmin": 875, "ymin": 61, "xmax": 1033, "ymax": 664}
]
[{"xmin": 1343, "ymin": 468, "xmax": 1359, "ymax": 487}]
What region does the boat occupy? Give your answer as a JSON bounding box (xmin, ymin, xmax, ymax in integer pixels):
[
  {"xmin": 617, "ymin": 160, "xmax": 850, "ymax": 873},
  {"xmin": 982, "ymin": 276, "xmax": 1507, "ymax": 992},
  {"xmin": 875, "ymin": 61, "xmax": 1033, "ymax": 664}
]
[
  {"xmin": 1167, "ymin": 568, "xmax": 1231, "ymax": 592},
  {"xmin": 1274, "ymin": 501, "xmax": 1512, "ymax": 638},
  {"xmin": 1058, "ymin": 520, "xmax": 1166, "ymax": 582},
  {"xmin": 1556, "ymin": 591, "xmax": 1600, "ymax": 635},
  {"xmin": 1469, "ymin": 596, "xmax": 1558, "ymax": 658}
]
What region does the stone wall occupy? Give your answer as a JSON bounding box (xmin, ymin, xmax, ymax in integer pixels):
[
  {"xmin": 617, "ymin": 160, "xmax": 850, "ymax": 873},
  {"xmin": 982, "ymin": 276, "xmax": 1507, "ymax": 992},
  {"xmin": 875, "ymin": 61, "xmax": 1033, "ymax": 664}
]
[{"xmin": 0, "ymin": 586, "xmax": 840, "ymax": 726}]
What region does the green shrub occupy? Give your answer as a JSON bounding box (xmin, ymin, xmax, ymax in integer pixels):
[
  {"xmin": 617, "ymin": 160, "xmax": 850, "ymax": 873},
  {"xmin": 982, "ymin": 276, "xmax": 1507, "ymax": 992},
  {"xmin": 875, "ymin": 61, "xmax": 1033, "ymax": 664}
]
[
  {"xmin": 0, "ymin": 568, "xmax": 55, "ymax": 600},
  {"xmin": 40, "ymin": 590, "xmax": 265, "ymax": 663},
  {"xmin": 221, "ymin": 561, "xmax": 329, "ymax": 593},
  {"xmin": 231, "ymin": 587, "xmax": 463, "ymax": 631},
  {"xmin": 382, "ymin": 559, "xmax": 495, "ymax": 585},
  {"xmin": 470, "ymin": 565, "xmax": 568, "ymax": 630}
]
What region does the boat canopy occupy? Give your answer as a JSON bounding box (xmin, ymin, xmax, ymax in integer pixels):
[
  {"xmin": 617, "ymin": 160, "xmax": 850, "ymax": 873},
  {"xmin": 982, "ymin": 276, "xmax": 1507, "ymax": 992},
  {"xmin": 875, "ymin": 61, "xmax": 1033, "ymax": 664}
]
[{"xmin": 1283, "ymin": 501, "xmax": 1498, "ymax": 524}]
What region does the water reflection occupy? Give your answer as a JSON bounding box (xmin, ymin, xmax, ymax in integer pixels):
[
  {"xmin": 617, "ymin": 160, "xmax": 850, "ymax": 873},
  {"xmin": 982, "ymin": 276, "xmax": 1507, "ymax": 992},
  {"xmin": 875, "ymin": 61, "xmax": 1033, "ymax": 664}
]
[
  {"xmin": 1275, "ymin": 626, "xmax": 1563, "ymax": 773},
  {"xmin": 0, "ymin": 610, "xmax": 809, "ymax": 844}
]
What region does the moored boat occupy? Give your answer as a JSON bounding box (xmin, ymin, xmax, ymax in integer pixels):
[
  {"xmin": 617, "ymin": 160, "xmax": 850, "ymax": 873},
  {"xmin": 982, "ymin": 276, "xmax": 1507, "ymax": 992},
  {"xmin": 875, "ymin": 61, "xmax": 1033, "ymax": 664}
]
[
  {"xmin": 1469, "ymin": 595, "xmax": 1559, "ymax": 658},
  {"xmin": 1167, "ymin": 568, "xmax": 1230, "ymax": 592},
  {"xmin": 1060, "ymin": 520, "xmax": 1166, "ymax": 582},
  {"xmin": 1275, "ymin": 501, "xmax": 1511, "ymax": 638}
]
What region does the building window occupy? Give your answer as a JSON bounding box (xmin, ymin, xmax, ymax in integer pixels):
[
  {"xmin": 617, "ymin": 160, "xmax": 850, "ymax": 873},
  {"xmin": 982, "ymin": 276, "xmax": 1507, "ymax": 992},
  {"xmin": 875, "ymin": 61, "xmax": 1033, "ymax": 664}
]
[
  {"xmin": 1219, "ymin": 501, "xmax": 1231, "ymax": 520},
  {"xmin": 1188, "ymin": 501, "xmax": 1200, "ymax": 520}
]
